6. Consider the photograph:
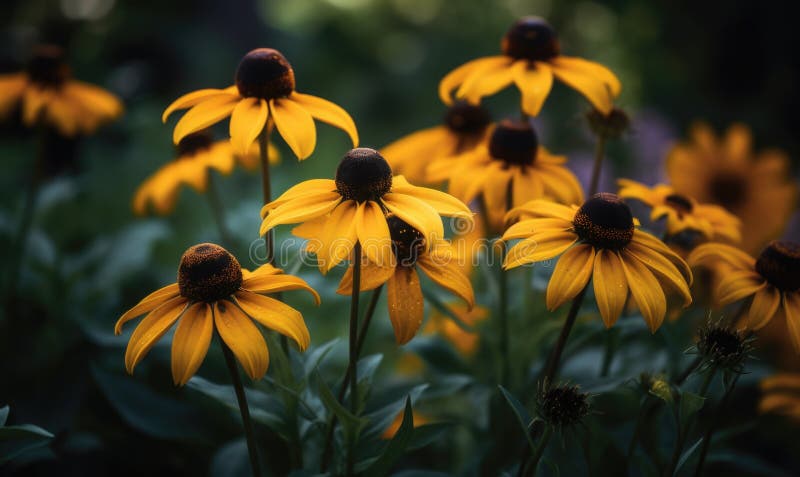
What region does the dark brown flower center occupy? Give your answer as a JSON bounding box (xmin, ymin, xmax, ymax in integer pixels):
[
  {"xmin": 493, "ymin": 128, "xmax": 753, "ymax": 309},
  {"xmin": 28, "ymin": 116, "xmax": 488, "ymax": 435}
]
[
  {"xmin": 501, "ymin": 17, "xmax": 560, "ymax": 62},
  {"xmin": 696, "ymin": 322, "xmax": 750, "ymax": 373},
  {"xmin": 176, "ymin": 129, "xmax": 214, "ymax": 157},
  {"xmin": 388, "ymin": 216, "xmax": 425, "ymax": 267},
  {"xmin": 539, "ymin": 385, "xmax": 589, "ymax": 427},
  {"xmin": 755, "ymin": 241, "xmax": 800, "ymax": 291},
  {"xmin": 335, "ymin": 148, "xmax": 393, "ymax": 202},
  {"xmin": 586, "ymin": 108, "xmax": 630, "ymax": 139},
  {"xmin": 708, "ymin": 171, "xmax": 746, "ymax": 210},
  {"xmin": 488, "ymin": 119, "xmax": 538, "ymax": 166},
  {"xmin": 664, "ymin": 193, "xmax": 694, "ymax": 216},
  {"xmin": 235, "ymin": 48, "xmax": 295, "ymax": 100},
  {"xmin": 573, "ymin": 193, "xmax": 634, "ymax": 249},
  {"xmin": 178, "ymin": 243, "xmax": 243, "ymax": 302},
  {"xmin": 444, "ymin": 102, "xmax": 491, "ymax": 135},
  {"xmin": 26, "ymin": 45, "xmax": 70, "ymax": 88}
]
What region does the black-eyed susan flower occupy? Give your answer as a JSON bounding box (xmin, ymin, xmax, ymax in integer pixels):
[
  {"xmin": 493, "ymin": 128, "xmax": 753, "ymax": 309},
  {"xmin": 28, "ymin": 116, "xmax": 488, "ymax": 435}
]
[
  {"xmin": 688, "ymin": 241, "xmax": 800, "ymax": 347},
  {"xmin": 667, "ymin": 122, "xmax": 798, "ymax": 253},
  {"xmin": 439, "ymin": 17, "xmax": 621, "ymax": 116},
  {"xmin": 381, "ymin": 101, "xmax": 491, "ymax": 184},
  {"xmin": 424, "ymin": 302, "xmax": 489, "ymax": 356},
  {"xmin": 760, "ymin": 373, "xmax": 800, "ymax": 421},
  {"xmin": 503, "ymin": 194, "xmax": 692, "ymax": 331},
  {"xmin": 336, "ymin": 216, "xmax": 475, "ymax": 344},
  {"xmin": 618, "ymin": 179, "xmax": 741, "ymax": 246},
  {"xmin": 427, "ymin": 119, "xmax": 584, "ymax": 232},
  {"xmin": 162, "ymin": 48, "xmax": 358, "ymax": 159},
  {"xmin": 115, "ymin": 243, "xmax": 319, "ymax": 385},
  {"xmin": 0, "ymin": 45, "xmax": 122, "ymax": 136},
  {"xmin": 261, "ymin": 147, "xmax": 473, "ymax": 274},
  {"xmin": 133, "ymin": 130, "xmax": 279, "ymax": 215}
]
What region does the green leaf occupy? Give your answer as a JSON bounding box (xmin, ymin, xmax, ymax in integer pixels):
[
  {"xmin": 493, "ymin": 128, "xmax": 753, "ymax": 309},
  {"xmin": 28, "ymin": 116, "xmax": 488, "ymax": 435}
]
[
  {"xmin": 363, "ymin": 384, "xmax": 428, "ymax": 440},
  {"xmin": 357, "ymin": 354, "xmax": 383, "ymax": 383},
  {"xmin": 303, "ymin": 339, "xmax": 340, "ymax": 378},
  {"xmin": 0, "ymin": 406, "xmax": 8, "ymax": 426},
  {"xmin": 421, "ymin": 288, "xmax": 475, "ymax": 332},
  {"xmin": 209, "ymin": 439, "xmax": 250, "ymax": 477},
  {"xmin": 498, "ymin": 385, "xmax": 536, "ymax": 452},
  {"xmin": 0, "ymin": 423, "xmax": 54, "ymax": 464},
  {"xmin": 674, "ymin": 437, "xmax": 703, "ymax": 474},
  {"xmin": 314, "ymin": 370, "xmax": 367, "ymax": 441},
  {"xmin": 406, "ymin": 337, "xmax": 468, "ymax": 374},
  {"xmin": 364, "ymin": 397, "xmax": 415, "ymax": 476},
  {"xmin": 679, "ymin": 392, "xmax": 705, "ymax": 428},
  {"xmin": 408, "ymin": 422, "xmax": 452, "ymax": 451}
]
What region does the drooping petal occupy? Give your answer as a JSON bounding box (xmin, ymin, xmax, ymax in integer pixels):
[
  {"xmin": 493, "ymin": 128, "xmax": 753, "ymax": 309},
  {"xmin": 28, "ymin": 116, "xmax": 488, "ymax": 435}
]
[
  {"xmin": 549, "ymin": 57, "xmax": 616, "ymax": 114},
  {"xmin": 173, "ymin": 95, "xmax": 239, "ymax": 144},
  {"xmin": 214, "ymin": 300, "xmax": 269, "ymax": 380},
  {"xmin": 115, "ymin": 283, "xmax": 181, "ymax": 334},
  {"xmin": 688, "ymin": 243, "xmax": 755, "ymax": 271},
  {"xmin": 0, "ymin": 73, "xmax": 26, "ymax": 117},
  {"xmin": 234, "ymin": 291, "xmax": 310, "ymax": 351},
  {"xmin": 550, "ymin": 56, "xmax": 621, "ymax": 96},
  {"xmin": 229, "ymin": 97, "xmax": 268, "ymax": 156},
  {"xmin": 314, "ymin": 201, "xmax": 359, "ymax": 273},
  {"xmin": 503, "ymin": 232, "xmax": 577, "ymax": 269},
  {"xmin": 456, "ymin": 60, "xmax": 516, "ymax": 104},
  {"xmin": 66, "ymin": 81, "xmax": 124, "ymax": 119},
  {"xmin": 162, "ymin": 87, "xmax": 237, "ymax": 122},
  {"xmin": 259, "ymin": 192, "xmax": 342, "ymax": 234},
  {"xmin": 501, "ymin": 218, "xmax": 570, "ymax": 241},
  {"xmin": 387, "ymin": 267, "xmax": 424, "ymax": 345},
  {"xmin": 242, "ymin": 273, "xmax": 320, "ymax": 305},
  {"xmin": 171, "ymin": 303, "xmax": 213, "ymax": 386},
  {"xmin": 620, "ymin": 254, "xmax": 667, "ymax": 332},
  {"xmin": 784, "ymin": 293, "xmax": 800, "ymax": 352},
  {"xmin": 506, "ymin": 199, "xmax": 576, "ymax": 223},
  {"xmin": 626, "ymin": 242, "xmax": 692, "ymax": 306},
  {"xmin": 270, "ymin": 97, "xmax": 317, "ymax": 160},
  {"xmin": 262, "ymin": 179, "xmax": 338, "ymax": 215},
  {"xmin": 356, "ymin": 201, "xmax": 392, "ymax": 268},
  {"xmin": 124, "ymin": 296, "xmax": 189, "ymax": 374},
  {"xmin": 391, "ymin": 176, "xmax": 474, "ymax": 220},
  {"xmin": 746, "ymin": 286, "xmax": 781, "ymax": 330},
  {"xmin": 593, "ymin": 249, "xmax": 629, "ymax": 328},
  {"xmin": 632, "ymin": 230, "xmax": 693, "ymax": 283},
  {"xmin": 438, "ymin": 56, "xmax": 510, "ymax": 105},
  {"xmin": 417, "ymin": 252, "xmax": 475, "ymax": 308},
  {"xmin": 512, "ymin": 61, "xmax": 554, "ymax": 117},
  {"xmin": 546, "ymin": 244, "xmax": 595, "ymax": 310},
  {"xmin": 381, "ymin": 127, "xmax": 452, "ymax": 184},
  {"xmin": 715, "ymin": 270, "xmax": 765, "ymax": 306},
  {"xmin": 289, "ymin": 92, "xmax": 358, "ymax": 147},
  {"xmin": 336, "ymin": 259, "xmax": 396, "ymax": 294},
  {"xmin": 381, "ymin": 193, "xmax": 445, "ymax": 247}
]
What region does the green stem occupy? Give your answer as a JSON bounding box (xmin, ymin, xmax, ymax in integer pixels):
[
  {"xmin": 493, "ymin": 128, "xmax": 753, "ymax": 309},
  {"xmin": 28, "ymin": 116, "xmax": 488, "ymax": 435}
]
[
  {"xmin": 206, "ymin": 172, "xmax": 235, "ymax": 249},
  {"xmin": 588, "ymin": 133, "xmax": 608, "ymax": 196},
  {"xmin": 346, "ymin": 242, "xmax": 362, "ymax": 476},
  {"xmin": 524, "ymin": 425, "xmax": 552, "ymax": 477},
  {"xmin": 320, "ymin": 285, "xmax": 383, "ymax": 472},
  {"xmin": 599, "ymin": 327, "xmax": 620, "ymax": 377},
  {"xmin": 259, "ymin": 126, "xmax": 274, "ymax": 265},
  {"xmin": 693, "ymin": 375, "xmax": 739, "ymax": 477},
  {"xmin": 498, "ymin": 240, "xmax": 509, "ymax": 387},
  {"xmin": 666, "ymin": 369, "xmax": 716, "ymax": 477},
  {"xmin": 220, "ymin": 339, "xmax": 261, "ymax": 477},
  {"xmin": 540, "ymin": 285, "xmax": 588, "ymax": 387}
]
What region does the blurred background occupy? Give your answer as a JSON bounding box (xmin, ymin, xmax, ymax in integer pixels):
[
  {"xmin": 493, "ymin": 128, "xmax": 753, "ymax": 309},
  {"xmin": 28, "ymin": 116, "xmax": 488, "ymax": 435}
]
[{"xmin": 1, "ymin": 0, "xmax": 799, "ymax": 475}]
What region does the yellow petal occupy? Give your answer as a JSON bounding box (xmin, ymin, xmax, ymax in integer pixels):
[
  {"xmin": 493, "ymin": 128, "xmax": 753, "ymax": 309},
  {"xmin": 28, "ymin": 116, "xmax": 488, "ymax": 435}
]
[
  {"xmin": 620, "ymin": 254, "xmax": 666, "ymax": 333},
  {"xmin": 388, "ymin": 267, "xmax": 424, "ymax": 344},
  {"xmin": 746, "ymin": 286, "xmax": 781, "ymax": 330},
  {"xmin": 336, "ymin": 260, "xmax": 396, "ymax": 295},
  {"xmin": 546, "ymin": 244, "xmax": 594, "ymax": 310},
  {"xmin": 502, "ymin": 218, "xmax": 570, "ymax": 241},
  {"xmin": 355, "ymin": 201, "xmax": 392, "ymax": 267},
  {"xmin": 22, "ymin": 87, "xmax": 49, "ymax": 126},
  {"xmin": 549, "ymin": 57, "xmax": 616, "ymax": 115},
  {"xmin": 784, "ymin": 293, "xmax": 800, "ymax": 352},
  {"xmin": 593, "ymin": 249, "xmax": 629, "ymax": 328},
  {"xmin": 391, "ymin": 176, "xmax": 474, "ymax": 220},
  {"xmin": 229, "ymin": 97, "xmax": 268, "ymax": 156},
  {"xmin": 124, "ymin": 297, "xmax": 188, "ymax": 374},
  {"xmin": 503, "ymin": 232, "xmax": 577, "ymax": 269},
  {"xmin": 290, "ymin": 92, "xmax": 359, "ymax": 147},
  {"xmin": 214, "ymin": 300, "xmax": 269, "ymax": 380},
  {"xmin": 173, "ymin": 95, "xmax": 238, "ymax": 144},
  {"xmin": 381, "ymin": 193, "xmax": 445, "ymax": 247},
  {"xmin": 271, "ymin": 97, "xmax": 317, "ymax": 160},
  {"xmin": 259, "ymin": 192, "xmax": 342, "ymax": 234},
  {"xmin": 625, "ymin": 242, "xmax": 692, "ymax": 306},
  {"xmin": 242, "ymin": 273, "xmax": 320, "ymax": 305},
  {"xmin": 689, "ymin": 243, "xmax": 755, "ymax": 270},
  {"xmin": 162, "ymin": 87, "xmax": 237, "ymax": 123},
  {"xmin": 115, "ymin": 283, "xmax": 181, "ymax": 334},
  {"xmin": 537, "ymin": 162, "xmax": 585, "ymax": 206},
  {"xmin": 315, "ymin": 201, "xmax": 359, "ymax": 273},
  {"xmin": 417, "ymin": 253, "xmax": 475, "ymax": 308},
  {"xmin": 234, "ymin": 291, "xmax": 310, "ymax": 351},
  {"xmin": 550, "ymin": 56, "xmax": 621, "ymax": 96},
  {"xmin": 0, "ymin": 73, "xmax": 26, "ymax": 117},
  {"xmin": 381, "ymin": 127, "xmax": 452, "ymax": 184},
  {"xmin": 438, "ymin": 56, "xmax": 509, "ymax": 104},
  {"xmin": 66, "ymin": 81, "xmax": 123, "ymax": 119},
  {"xmin": 506, "ymin": 199, "xmax": 576, "ymax": 223},
  {"xmin": 262, "ymin": 179, "xmax": 337, "ymax": 215},
  {"xmin": 171, "ymin": 303, "xmax": 213, "ymax": 386},
  {"xmin": 456, "ymin": 60, "xmax": 515, "ymax": 104},
  {"xmin": 512, "ymin": 61, "xmax": 554, "ymax": 117},
  {"xmin": 715, "ymin": 270, "xmax": 764, "ymax": 306}
]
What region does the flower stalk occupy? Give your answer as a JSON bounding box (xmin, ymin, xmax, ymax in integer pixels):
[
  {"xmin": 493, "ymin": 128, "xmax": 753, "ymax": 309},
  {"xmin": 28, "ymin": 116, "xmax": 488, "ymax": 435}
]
[
  {"xmin": 540, "ymin": 285, "xmax": 588, "ymax": 387},
  {"xmin": 346, "ymin": 242, "xmax": 363, "ymax": 476},
  {"xmin": 220, "ymin": 338, "xmax": 262, "ymax": 477},
  {"xmin": 206, "ymin": 172, "xmax": 235, "ymax": 249},
  {"xmin": 259, "ymin": 124, "xmax": 274, "ymax": 265}
]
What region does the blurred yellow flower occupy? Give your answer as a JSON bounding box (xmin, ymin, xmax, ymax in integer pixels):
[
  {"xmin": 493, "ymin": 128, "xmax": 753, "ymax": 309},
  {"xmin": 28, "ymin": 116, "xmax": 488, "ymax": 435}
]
[
  {"xmin": 689, "ymin": 241, "xmax": 800, "ymax": 347},
  {"xmin": 162, "ymin": 48, "xmax": 358, "ymax": 159},
  {"xmin": 428, "ymin": 119, "xmax": 583, "ymax": 233},
  {"xmin": 667, "ymin": 122, "xmax": 797, "ymax": 253},
  {"xmin": 503, "ymin": 194, "xmax": 692, "ymax": 331},
  {"xmin": 617, "ymin": 179, "xmax": 741, "ymax": 245},
  {"xmin": 439, "ymin": 17, "xmax": 620, "ymax": 116},
  {"xmin": 133, "ymin": 130, "xmax": 279, "ymax": 215},
  {"xmin": 261, "ymin": 148, "xmax": 473, "ymax": 274},
  {"xmin": 336, "ymin": 216, "xmax": 475, "ymax": 345},
  {"xmin": 0, "ymin": 45, "xmax": 122, "ymax": 136},
  {"xmin": 381, "ymin": 102, "xmax": 491, "ymax": 184},
  {"xmin": 759, "ymin": 373, "xmax": 800, "ymax": 421},
  {"xmin": 425, "ymin": 303, "xmax": 489, "ymax": 356},
  {"xmin": 115, "ymin": 243, "xmax": 319, "ymax": 385}
]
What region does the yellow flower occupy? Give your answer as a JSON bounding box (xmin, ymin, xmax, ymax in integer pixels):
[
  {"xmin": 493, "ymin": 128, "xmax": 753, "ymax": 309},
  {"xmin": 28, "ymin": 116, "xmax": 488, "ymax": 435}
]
[
  {"xmin": 617, "ymin": 179, "xmax": 741, "ymax": 245},
  {"xmin": 261, "ymin": 148, "xmax": 474, "ymax": 274},
  {"xmin": 0, "ymin": 45, "xmax": 122, "ymax": 136},
  {"xmin": 688, "ymin": 241, "xmax": 800, "ymax": 347},
  {"xmin": 425, "ymin": 302, "xmax": 489, "ymax": 356},
  {"xmin": 336, "ymin": 216, "xmax": 475, "ymax": 344},
  {"xmin": 502, "ymin": 194, "xmax": 692, "ymax": 331},
  {"xmin": 439, "ymin": 17, "xmax": 621, "ymax": 116},
  {"xmin": 381, "ymin": 101, "xmax": 491, "ymax": 184},
  {"xmin": 162, "ymin": 48, "xmax": 358, "ymax": 159},
  {"xmin": 759, "ymin": 373, "xmax": 800, "ymax": 421},
  {"xmin": 427, "ymin": 119, "xmax": 584, "ymax": 233},
  {"xmin": 115, "ymin": 243, "xmax": 319, "ymax": 385},
  {"xmin": 667, "ymin": 122, "xmax": 797, "ymax": 254},
  {"xmin": 133, "ymin": 130, "xmax": 279, "ymax": 215}
]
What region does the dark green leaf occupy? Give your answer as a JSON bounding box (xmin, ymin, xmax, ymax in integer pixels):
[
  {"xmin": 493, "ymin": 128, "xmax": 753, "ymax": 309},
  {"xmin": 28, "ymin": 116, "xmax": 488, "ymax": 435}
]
[
  {"xmin": 0, "ymin": 406, "xmax": 8, "ymax": 426},
  {"xmin": 674, "ymin": 438, "xmax": 703, "ymax": 475},
  {"xmin": 314, "ymin": 370, "xmax": 367, "ymax": 441},
  {"xmin": 187, "ymin": 376, "xmax": 286, "ymax": 435},
  {"xmin": 363, "ymin": 384, "xmax": 428, "ymax": 440},
  {"xmin": 364, "ymin": 397, "xmax": 415, "ymax": 476},
  {"xmin": 498, "ymin": 385, "xmax": 536, "ymax": 452},
  {"xmin": 679, "ymin": 392, "xmax": 705, "ymax": 428}
]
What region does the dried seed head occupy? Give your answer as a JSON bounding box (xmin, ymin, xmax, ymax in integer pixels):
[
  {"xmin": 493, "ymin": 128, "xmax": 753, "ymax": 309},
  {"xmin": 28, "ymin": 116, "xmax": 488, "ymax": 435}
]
[
  {"xmin": 586, "ymin": 108, "xmax": 630, "ymax": 139},
  {"xmin": 573, "ymin": 193, "xmax": 634, "ymax": 249},
  {"xmin": 235, "ymin": 48, "xmax": 295, "ymax": 99},
  {"xmin": 537, "ymin": 384, "xmax": 590, "ymax": 427},
  {"xmin": 178, "ymin": 243, "xmax": 242, "ymax": 302},
  {"xmin": 696, "ymin": 322, "xmax": 751, "ymax": 373},
  {"xmin": 335, "ymin": 148, "xmax": 393, "ymax": 202}
]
